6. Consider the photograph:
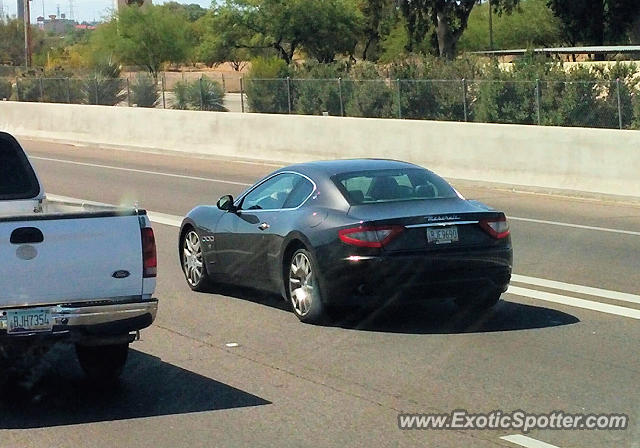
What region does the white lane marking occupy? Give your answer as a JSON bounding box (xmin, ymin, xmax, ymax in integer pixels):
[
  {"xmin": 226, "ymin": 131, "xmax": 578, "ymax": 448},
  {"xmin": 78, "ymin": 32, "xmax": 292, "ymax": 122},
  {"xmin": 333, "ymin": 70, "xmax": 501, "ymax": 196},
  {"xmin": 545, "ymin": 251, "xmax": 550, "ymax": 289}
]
[
  {"xmin": 147, "ymin": 211, "xmax": 183, "ymax": 228},
  {"xmin": 31, "ymin": 156, "xmax": 253, "ymax": 187},
  {"xmin": 509, "ymin": 216, "xmax": 640, "ymax": 237},
  {"xmin": 512, "ymin": 274, "xmax": 640, "ymax": 306},
  {"xmin": 508, "ymin": 285, "xmax": 640, "ymax": 320},
  {"xmin": 500, "ymin": 434, "xmax": 562, "ymax": 448}
]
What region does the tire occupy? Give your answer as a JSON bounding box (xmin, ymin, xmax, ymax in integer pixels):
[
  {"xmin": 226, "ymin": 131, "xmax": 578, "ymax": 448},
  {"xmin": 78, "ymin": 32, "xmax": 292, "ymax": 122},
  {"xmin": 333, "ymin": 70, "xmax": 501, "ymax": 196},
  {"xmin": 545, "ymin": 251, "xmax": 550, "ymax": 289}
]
[
  {"xmin": 181, "ymin": 228, "xmax": 212, "ymax": 292},
  {"xmin": 455, "ymin": 289, "xmax": 502, "ymax": 311},
  {"xmin": 287, "ymin": 248, "xmax": 328, "ymax": 324},
  {"xmin": 76, "ymin": 343, "xmax": 129, "ymax": 383}
]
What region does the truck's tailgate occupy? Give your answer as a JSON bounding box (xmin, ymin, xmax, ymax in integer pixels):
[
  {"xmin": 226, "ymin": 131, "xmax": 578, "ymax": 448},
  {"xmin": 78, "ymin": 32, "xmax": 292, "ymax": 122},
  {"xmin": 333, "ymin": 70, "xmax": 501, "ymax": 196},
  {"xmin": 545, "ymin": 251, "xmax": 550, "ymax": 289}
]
[{"xmin": 0, "ymin": 214, "xmax": 144, "ymax": 306}]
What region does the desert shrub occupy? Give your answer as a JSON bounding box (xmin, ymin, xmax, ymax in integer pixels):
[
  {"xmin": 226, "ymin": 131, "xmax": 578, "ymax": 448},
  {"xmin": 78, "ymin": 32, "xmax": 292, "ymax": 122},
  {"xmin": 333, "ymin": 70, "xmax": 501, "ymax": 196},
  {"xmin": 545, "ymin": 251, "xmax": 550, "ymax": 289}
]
[
  {"xmin": 83, "ymin": 60, "xmax": 126, "ymax": 106},
  {"xmin": 344, "ymin": 62, "xmax": 395, "ymax": 118},
  {"xmin": 0, "ymin": 79, "xmax": 12, "ymax": 100},
  {"xmin": 245, "ymin": 57, "xmax": 292, "ymax": 114},
  {"xmin": 131, "ymin": 74, "xmax": 159, "ymax": 108}
]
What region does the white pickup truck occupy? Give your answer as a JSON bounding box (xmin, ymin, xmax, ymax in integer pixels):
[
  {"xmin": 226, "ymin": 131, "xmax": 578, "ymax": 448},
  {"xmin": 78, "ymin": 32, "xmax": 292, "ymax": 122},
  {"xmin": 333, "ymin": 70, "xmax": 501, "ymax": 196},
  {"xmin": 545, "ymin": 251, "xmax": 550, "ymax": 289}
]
[{"xmin": 0, "ymin": 132, "xmax": 158, "ymax": 382}]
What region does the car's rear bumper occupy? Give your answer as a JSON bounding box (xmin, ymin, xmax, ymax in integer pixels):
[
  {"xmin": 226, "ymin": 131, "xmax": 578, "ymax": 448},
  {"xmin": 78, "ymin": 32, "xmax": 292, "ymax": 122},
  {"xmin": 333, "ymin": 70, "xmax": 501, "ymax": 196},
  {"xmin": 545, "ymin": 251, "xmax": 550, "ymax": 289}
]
[
  {"xmin": 0, "ymin": 298, "xmax": 158, "ymax": 341},
  {"xmin": 318, "ymin": 247, "xmax": 512, "ymax": 305}
]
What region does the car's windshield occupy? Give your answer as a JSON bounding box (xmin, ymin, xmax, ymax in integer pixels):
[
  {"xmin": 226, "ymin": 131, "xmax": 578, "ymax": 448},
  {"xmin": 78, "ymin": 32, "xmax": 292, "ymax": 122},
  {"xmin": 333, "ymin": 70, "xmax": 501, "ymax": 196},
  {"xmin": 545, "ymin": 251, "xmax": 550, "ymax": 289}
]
[
  {"xmin": 0, "ymin": 137, "xmax": 40, "ymax": 200},
  {"xmin": 333, "ymin": 168, "xmax": 458, "ymax": 205}
]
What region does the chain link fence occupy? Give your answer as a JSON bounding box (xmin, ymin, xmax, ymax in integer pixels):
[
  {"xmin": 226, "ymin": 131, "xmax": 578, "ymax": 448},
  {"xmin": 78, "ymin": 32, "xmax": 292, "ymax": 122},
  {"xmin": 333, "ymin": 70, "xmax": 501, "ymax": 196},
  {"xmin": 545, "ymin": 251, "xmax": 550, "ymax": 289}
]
[{"xmin": 2, "ymin": 75, "xmax": 638, "ymax": 130}]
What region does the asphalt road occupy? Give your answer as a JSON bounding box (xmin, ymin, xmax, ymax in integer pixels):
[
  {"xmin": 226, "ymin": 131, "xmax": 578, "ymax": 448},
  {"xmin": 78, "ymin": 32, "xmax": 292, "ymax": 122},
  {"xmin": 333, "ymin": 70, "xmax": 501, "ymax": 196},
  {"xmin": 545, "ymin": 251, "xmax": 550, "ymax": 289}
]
[{"xmin": 2, "ymin": 139, "xmax": 639, "ymax": 448}]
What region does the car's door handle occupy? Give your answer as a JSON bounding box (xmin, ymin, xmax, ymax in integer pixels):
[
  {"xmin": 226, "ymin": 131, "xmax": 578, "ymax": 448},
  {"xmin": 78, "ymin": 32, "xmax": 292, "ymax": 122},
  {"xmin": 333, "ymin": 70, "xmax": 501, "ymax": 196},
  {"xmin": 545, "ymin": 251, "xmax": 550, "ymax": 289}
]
[
  {"xmin": 10, "ymin": 227, "xmax": 44, "ymax": 244},
  {"xmin": 258, "ymin": 222, "xmax": 270, "ymax": 231}
]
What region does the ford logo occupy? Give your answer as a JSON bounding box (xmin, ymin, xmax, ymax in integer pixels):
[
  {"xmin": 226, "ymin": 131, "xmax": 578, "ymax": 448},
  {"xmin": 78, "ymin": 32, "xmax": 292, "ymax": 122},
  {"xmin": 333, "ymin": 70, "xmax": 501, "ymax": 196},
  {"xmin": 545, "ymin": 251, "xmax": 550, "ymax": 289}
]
[{"xmin": 112, "ymin": 270, "xmax": 131, "ymax": 279}]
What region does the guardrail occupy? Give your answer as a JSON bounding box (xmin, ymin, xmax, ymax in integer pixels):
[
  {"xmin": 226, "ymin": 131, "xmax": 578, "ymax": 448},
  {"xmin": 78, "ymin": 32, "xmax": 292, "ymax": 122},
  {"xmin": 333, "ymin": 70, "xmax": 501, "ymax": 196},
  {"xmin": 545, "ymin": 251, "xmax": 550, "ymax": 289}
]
[{"xmin": 1, "ymin": 101, "xmax": 638, "ymax": 200}]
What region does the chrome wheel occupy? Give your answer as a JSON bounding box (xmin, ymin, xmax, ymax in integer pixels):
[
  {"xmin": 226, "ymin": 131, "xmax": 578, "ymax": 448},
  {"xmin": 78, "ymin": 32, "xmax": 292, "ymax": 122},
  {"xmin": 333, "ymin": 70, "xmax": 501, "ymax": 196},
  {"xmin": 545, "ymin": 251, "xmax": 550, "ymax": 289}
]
[
  {"xmin": 289, "ymin": 252, "xmax": 314, "ymax": 317},
  {"xmin": 183, "ymin": 230, "xmax": 204, "ymax": 287}
]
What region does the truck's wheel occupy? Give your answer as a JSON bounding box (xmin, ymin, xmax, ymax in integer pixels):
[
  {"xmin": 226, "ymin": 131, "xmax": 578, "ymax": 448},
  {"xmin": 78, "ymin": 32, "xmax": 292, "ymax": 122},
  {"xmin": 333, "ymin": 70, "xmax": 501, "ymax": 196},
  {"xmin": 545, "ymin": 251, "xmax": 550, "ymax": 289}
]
[{"xmin": 76, "ymin": 343, "xmax": 129, "ymax": 383}]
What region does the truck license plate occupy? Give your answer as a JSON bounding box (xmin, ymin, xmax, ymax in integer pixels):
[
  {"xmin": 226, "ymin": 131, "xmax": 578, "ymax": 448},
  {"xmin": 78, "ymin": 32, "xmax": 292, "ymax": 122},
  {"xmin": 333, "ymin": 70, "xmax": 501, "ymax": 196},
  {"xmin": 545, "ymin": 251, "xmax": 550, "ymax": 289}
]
[
  {"xmin": 426, "ymin": 226, "xmax": 459, "ymax": 244},
  {"xmin": 7, "ymin": 308, "xmax": 53, "ymax": 334}
]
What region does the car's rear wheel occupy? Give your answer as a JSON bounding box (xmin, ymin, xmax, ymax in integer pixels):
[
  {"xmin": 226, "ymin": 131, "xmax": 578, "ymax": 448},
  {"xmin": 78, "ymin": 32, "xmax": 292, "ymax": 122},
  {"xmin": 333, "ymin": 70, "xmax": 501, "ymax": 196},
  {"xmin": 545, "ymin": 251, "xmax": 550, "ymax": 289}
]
[
  {"xmin": 76, "ymin": 343, "xmax": 129, "ymax": 383},
  {"xmin": 288, "ymin": 249, "xmax": 327, "ymax": 324},
  {"xmin": 181, "ymin": 229, "xmax": 211, "ymax": 292}
]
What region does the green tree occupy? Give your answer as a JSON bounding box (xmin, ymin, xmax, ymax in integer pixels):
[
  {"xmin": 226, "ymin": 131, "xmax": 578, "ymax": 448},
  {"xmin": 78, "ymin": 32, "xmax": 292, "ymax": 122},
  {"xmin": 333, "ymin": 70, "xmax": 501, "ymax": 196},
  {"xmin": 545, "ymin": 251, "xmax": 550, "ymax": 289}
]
[
  {"xmin": 91, "ymin": 5, "xmax": 193, "ymax": 79},
  {"xmin": 158, "ymin": 2, "xmax": 208, "ymax": 22},
  {"xmin": 195, "ymin": 8, "xmax": 253, "ymax": 70},
  {"xmin": 215, "ymin": 0, "xmax": 362, "ymax": 64},
  {"xmin": 356, "ymin": 0, "xmax": 396, "ymax": 61},
  {"xmin": 399, "ymin": 0, "xmax": 518, "ymax": 59},
  {"xmin": 547, "ymin": 0, "xmax": 638, "ymax": 47},
  {"xmin": 0, "ymin": 19, "xmax": 46, "ymax": 66},
  {"xmin": 459, "ymin": 0, "xmax": 563, "ymax": 52}
]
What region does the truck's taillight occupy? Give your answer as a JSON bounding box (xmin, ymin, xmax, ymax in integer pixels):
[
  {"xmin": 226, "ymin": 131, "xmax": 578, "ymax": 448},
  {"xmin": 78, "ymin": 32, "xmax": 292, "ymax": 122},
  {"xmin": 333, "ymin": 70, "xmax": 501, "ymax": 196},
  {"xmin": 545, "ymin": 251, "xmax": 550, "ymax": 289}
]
[
  {"xmin": 141, "ymin": 227, "xmax": 157, "ymax": 278},
  {"xmin": 338, "ymin": 225, "xmax": 404, "ymax": 248},
  {"xmin": 479, "ymin": 216, "xmax": 510, "ymax": 239}
]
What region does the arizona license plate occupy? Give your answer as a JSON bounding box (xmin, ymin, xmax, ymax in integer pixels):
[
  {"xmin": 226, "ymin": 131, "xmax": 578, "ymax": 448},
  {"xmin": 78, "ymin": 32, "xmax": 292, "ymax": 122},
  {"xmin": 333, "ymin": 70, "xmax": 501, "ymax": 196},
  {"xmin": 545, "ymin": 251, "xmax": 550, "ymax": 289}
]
[
  {"xmin": 426, "ymin": 226, "xmax": 459, "ymax": 244},
  {"xmin": 7, "ymin": 308, "xmax": 53, "ymax": 334}
]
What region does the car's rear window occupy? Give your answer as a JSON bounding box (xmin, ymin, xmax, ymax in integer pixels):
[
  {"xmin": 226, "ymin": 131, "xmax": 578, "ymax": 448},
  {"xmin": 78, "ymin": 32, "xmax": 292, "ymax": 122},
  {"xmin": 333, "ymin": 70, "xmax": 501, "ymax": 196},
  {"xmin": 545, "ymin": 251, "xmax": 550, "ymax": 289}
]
[
  {"xmin": 332, "ymin": 168, "xmax": 458, "ymax": 205},
  {"xmin": 0, "ymin": 135, "xmax": 40, "ymax": 200}
]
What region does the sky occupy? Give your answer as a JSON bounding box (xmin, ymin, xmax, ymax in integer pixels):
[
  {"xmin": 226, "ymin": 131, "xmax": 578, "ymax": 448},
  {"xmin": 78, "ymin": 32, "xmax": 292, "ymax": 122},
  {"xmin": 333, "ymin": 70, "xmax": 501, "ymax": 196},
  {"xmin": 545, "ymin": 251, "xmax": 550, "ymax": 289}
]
[{"xmin": 2, "ymin": 0, "xmax": 213, "ymax": 23}]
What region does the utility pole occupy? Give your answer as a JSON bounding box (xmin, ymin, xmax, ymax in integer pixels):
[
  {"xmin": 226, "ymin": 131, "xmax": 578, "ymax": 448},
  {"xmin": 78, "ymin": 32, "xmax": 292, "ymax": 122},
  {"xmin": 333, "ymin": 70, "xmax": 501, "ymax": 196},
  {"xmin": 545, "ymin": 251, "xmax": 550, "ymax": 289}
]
[
  {"xmin": 488, "ymin": 0, "xmax": 494, "ymax": 51},
  {"xmin": 23, "ymin": 0, "xmax": 32, "ymax": 68}
]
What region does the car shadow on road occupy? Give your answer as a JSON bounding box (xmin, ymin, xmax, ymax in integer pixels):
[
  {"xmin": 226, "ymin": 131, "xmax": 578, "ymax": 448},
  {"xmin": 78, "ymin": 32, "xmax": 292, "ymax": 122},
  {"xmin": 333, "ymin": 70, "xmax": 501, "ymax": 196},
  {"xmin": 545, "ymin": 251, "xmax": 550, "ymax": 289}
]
[
  {"xmin": 329, "ymin": 299, "xmax": 580, "ymax": 334},
  {"xmin": 0, "ymin": 347, "xmax": 270, "ymax": 429},
  {"xmin": 203, "ymin": 285, "xmax": 580, "ymax": 335}
]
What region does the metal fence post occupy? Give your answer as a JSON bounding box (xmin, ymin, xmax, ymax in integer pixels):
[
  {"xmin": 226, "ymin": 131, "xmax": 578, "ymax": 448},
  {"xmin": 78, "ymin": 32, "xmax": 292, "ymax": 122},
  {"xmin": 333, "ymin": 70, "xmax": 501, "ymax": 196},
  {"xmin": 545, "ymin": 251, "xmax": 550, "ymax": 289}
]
[
  {"xmin": 462, "ymin": 78, "xmax": 468, "ymax": 122},
  {"xmin": 38, "ymin": 77, "xmax": 44, "ymax": 102},
  {"xmin": 240, "ymin": 77, "xmax": 245, "ymax": 113},
  {"xmin": 286, "ymin": 76, "xmax": 292, "ymax": 114},
  {"xmin": 535, "ymin": 79, "xmax": 541, "ymax": 125},
  {"xmin": 616, "ymin": 78, "xmax": 623, "ymax": 130},
  {"xmin": 15, "ymin": 77, "xmax": 19, "ymax": 101},
  {"xmin": 95, "ymin": 81, "xmax": 99, "ymax": 105},
  {"xmin": 221, "ymin": 73, "xmax": 225, "ymax": 92},
  {"xmin": 199, "ymin": 77, "xmax": 204, "ymax": 111},
  {"xmin": 338, "ymin": 78, "xmax": 344, "ymax": 117},
  {"xmin": 66, "ymin": 78, "xmax": 71, "ymax": 103},
  {"xmin": 126, "ymin": 78, "xmax": 131, "ymax": 107},
  {"xmin": 161, "ymin": 74, "xmax": 166, "ymax": 109},
  {"xmin": 396, "ymin": 79, "xmax": 402, "ymax": 119}
]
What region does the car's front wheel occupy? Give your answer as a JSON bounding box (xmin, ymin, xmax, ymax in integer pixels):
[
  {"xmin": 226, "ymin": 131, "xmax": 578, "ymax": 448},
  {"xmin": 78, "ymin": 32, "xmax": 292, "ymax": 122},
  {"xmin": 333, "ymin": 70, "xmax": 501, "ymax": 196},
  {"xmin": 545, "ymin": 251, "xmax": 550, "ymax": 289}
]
[
  {"xmin": 181, "ymin": 229, "xmax": 211, "ymax": 292},
  {"xmin": 288, "ymin": 249, "xmax": 327, "ymax": 324}
]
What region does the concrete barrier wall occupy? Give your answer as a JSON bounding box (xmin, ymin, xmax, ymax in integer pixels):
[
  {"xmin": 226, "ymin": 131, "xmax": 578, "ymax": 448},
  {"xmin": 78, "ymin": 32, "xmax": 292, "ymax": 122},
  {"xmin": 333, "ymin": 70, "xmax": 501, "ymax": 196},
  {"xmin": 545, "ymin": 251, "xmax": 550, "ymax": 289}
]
[{"xmin": 1, "ymin": 101, "xmax": 639, "ymax": 198}]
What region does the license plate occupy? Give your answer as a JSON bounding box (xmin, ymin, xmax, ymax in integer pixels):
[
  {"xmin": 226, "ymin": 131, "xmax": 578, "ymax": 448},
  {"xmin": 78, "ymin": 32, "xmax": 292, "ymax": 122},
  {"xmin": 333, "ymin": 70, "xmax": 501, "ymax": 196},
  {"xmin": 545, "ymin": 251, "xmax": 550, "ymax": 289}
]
[
  {"xmin": 7, "ymin": 308, "xmax": 53, "ymax": 334},
  {"xmin": 426, "ymin": 226, "xmax": 459, "ymax": 244}
]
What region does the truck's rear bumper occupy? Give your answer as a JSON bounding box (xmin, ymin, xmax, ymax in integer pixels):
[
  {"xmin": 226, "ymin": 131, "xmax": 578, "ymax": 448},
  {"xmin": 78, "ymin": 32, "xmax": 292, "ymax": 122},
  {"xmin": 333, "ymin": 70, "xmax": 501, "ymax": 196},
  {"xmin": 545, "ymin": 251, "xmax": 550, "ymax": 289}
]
[{"xmin": 0, "ymin": 299, "xmax": 158, "ymax": 339}]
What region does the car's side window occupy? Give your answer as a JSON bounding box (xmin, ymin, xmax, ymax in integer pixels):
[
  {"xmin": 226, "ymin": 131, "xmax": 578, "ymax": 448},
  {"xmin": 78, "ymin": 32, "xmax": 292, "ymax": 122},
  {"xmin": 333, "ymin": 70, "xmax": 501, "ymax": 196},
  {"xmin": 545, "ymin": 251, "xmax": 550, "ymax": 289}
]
[
  {"xmin": 282, "ymin": 176, "xmax": 314, "ymax": 209},
  {"xmin": 241, "ymin": 173, "xmax": 299, "ymax": 211}
]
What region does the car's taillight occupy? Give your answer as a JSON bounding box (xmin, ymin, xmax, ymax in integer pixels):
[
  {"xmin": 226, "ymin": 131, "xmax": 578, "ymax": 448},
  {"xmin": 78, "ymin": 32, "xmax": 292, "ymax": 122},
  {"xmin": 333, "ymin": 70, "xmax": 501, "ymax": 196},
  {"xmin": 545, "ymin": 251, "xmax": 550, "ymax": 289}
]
[
  {"xmin": 479, "ymin": 216, "xmax": 510, "ymax": 239},
  {"xmin": 338, "ymin": 225, "xmax": 404, "ymax": 248},
  {"xmin": 141, "ymin": 227, "xmax": 157, "ymax": 278}
]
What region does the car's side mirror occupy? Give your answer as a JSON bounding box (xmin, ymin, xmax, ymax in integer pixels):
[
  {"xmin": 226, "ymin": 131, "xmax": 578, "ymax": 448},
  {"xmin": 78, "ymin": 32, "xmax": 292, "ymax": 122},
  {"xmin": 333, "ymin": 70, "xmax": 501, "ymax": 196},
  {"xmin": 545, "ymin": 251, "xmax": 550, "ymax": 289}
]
[{"xmin": 217, "ymin": 195, "xmax": 236, "ymax": 212}]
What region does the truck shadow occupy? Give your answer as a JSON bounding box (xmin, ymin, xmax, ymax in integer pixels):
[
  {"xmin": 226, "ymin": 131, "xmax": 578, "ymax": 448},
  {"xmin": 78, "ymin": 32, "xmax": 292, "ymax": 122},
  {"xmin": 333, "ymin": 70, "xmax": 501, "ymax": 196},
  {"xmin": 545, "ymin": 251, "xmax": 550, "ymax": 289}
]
[{"xmin": 0, "ymin": 348, "xmax": 270, "ymax": 429}]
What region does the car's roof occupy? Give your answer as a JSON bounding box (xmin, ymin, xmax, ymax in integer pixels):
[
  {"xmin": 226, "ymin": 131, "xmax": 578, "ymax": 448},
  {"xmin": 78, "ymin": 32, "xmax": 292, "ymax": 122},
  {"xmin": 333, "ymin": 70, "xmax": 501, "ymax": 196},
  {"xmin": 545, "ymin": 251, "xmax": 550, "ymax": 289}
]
[{"xmin": 284, "ymin": 159, "xmax": 423, "ymax": 177}]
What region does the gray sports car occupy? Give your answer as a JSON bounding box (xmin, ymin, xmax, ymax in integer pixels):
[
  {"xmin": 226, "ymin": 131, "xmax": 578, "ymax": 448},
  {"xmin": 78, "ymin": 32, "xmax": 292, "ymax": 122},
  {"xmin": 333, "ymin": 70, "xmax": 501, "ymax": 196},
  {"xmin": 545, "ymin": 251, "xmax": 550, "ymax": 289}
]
[{"xmin": 179, "ymin": 159, "xmax": 513, "ymax": 323}]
